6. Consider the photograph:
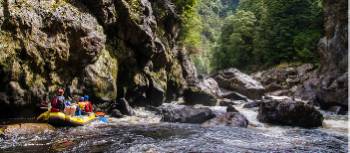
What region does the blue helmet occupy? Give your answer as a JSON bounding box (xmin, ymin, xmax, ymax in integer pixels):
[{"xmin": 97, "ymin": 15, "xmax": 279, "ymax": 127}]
[
  {"xmin": 84, "ymin": 95, "xmax": 89, "ymax": 101},
  {"xmin": 79, "ymin": 97, "xmax": 85, "ymax": 102}
]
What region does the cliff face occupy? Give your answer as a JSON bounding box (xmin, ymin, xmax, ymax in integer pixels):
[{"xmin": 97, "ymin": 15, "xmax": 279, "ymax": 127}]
[
  {"xmin": 315, "ymin": 0, "xmax": 348, "ymax": 108},
  {"xmin": 0, "ymin": 0, "xmax": 188, "ymax": 118}
]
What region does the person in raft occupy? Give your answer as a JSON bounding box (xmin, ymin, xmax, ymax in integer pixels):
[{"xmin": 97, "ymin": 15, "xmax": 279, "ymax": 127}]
[
  {"xmin": 64, "ymin": 99, "xmax": 76, "ymax": 116},
  {"xmin": 77, "ymin": 96, "xmax": 93, "ymax": 115},
  {"xmin": 83, "ymin": 95, "xmax": 93, "ymax": 113},
  {"xmin": 50, "ymin": 88, "xmax": 66, "ymax": 112}
]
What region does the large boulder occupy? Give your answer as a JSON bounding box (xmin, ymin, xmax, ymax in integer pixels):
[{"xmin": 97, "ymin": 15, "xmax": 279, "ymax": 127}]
[
  {"xmin": 183, "ymin": 77, "xmax": 222, "ymax": 106},
  {"xmin": 202, "ymin": 112, "xmax": 248, "ymax": 128},
  {"xmin": 183, "ymin": 86, "xmax": 217, "ymax": 106},
  {"xmin": 315, "ymin": 0, "xmax": 348, "ymax": 109},
  {"xmin": 213, "ymin": 68, "xmax": 265, "ymax": 99},
  {"xmin": 257, "ymin": 100, "xmax": 323, "ymax": 128},
  {"xmin": 252, "ymin": 63, "xmax": 320, "ymax": 104},
  {"xmin": 159, "ymin": 104, "xmax": 216, "ymax": 124},
  {"xmin": 198, "ymin": 78, "xmax": 222, "ymax": 97}
]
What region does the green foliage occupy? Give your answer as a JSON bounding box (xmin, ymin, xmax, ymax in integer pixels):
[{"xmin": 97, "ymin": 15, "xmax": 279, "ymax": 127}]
[
  {"xmin": 213, "ymin": 10, "xmax": 257, "ymax": 70},
  {"xmin": 212, "ymin": 0, "xmax": 323, "ymax": 71},
  {"xmin": 175, "ymin": 0, "xmax": 202, "ymax": 54},
  {"xmin": 190, "ymin": 0, "xmax": 239, "ymax": 74}
]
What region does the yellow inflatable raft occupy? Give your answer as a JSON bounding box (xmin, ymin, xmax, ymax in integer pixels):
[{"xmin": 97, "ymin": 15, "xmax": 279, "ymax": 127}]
[{"xmin": 37, "ymin": 111, "xmax": 96, "ymax": 126}]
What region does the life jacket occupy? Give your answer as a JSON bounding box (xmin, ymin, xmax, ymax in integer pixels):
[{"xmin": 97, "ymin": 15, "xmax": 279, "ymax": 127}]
[
  {"xmin": 84, "ymin": 101, "xmax": 93, "ymax": 112},
  {"xmin": 51, "ymin": 96, "xmax": 65, "ymax": 112},
  {"xmin": 78, "ymin": 102, "xmax": 86, "ymax": 110}
]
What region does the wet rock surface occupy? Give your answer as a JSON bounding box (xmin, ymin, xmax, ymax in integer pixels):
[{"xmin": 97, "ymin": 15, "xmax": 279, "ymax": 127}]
[
  {"xmin": 0, "ymin": 123, "xmax": 54, "ymax": 137},
  {"xmin": 202, "ymin": 112, "xmax": 248, "ymax": 128},
  {"xmin": 253, "ymin": 64, "xmax": 316, "ymax": 93},
  {"xmin": 183, "ymin": 86, "xmax": 217, "ymax": 106},
  {"xmin": 220, "ymin": 90, "xmax": 248, "ymax": 101},
  {"xmin": 219, "ymin": 99, "xmax": 240, "ymax": 106},
  {"xmin": 213, "ymin": 68, "xmax": 265, "ymax": 99},
  {"xmin": 159, "ymin": 104, "xmax": 215, "ymax": 124},
  {"xmin": 315, "ymin": 0, "xmax": 348, "ymax": 109},
  {"xmin": 109, "ymin": 98, "xmax": 134, "ymax": 116},
  {"xmin": 243, "ymin": 101, "xmax": 261, "ymax": 108},
  {"xmin": 257, "ymin": 100, "xmax": 324, "ymax": 128}
]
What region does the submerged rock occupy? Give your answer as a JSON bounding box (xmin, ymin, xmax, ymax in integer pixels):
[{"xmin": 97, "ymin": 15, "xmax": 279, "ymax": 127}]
[
  {"xmin": 115, "ymin": 98, "xmax": 135, "ymax": 116},
  {"xmin": 0, "ymin": 123, "xmax": 55, "ymax": 137},
  {"xmin": 213, "ymin": 68, "xmax": 265, "ymax": 99},
  {"xmin": 243, "ymin": 101, "xmax": 261, "ymax": 108},
  {"xmin": 159, "ymin": 105, "xmax": 215, "ymax": 124},
  {"xmin": 257, "ymin": 100, "xmax": 323, "ymax": 128},
  {"xmin": 110, "ymin": 109, "xmax": 123, "ymax": 118},
  {"xmin": 202, "ymin": 112, "xmax": 248, "ymax": 128}
]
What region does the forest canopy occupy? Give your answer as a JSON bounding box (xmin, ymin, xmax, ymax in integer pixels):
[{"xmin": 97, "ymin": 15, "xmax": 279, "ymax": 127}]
[{"xmin": 178, "ymin": 0, "xmax": 323, "ymax": 73}]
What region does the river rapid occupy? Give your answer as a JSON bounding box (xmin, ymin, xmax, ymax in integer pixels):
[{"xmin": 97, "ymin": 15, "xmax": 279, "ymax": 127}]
[{"xmin": 0, "ymin": 103, "xmax": 348, "ymax": 153}]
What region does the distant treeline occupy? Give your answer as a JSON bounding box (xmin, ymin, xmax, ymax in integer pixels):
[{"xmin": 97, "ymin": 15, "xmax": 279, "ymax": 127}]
[{"xmin": 178, "ymin": 0, "xmax": 323, "ymax": 73}]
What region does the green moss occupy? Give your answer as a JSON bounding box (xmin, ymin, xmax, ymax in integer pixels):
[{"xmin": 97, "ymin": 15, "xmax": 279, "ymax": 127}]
[
  {"xmin": 167, "ymin": 61, "xmax": 185, "ymax": 87},
  {"xmin": 22, "ymin": 64, "xmax": 46, "ymax": 89},
  {"xmin": 0, "ymin": 32, "xmax": 20, "ymax": 70},
  {"xmin": 134, "ymin": 72, "xmax": 149, "ymax": 87},
  {"xmin": 91, "ymin": 49, "xmax": 118, "ymax": 100},
  {"xmin": 149, "ymin": 68, "xmax": 167, "ymax": 90},
  {"xmin": 50, "ymin": 0, "xmax": 69, "ymax": 10},
  {"xmin": 123, "ymin": 0, "xmax": 142, "ymax": 22}
]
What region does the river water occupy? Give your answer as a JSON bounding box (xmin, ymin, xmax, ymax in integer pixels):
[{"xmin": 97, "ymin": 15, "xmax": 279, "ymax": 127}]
[{"xmin": 0, "ymin": 104, "xmax": 348, "ymax": 153}]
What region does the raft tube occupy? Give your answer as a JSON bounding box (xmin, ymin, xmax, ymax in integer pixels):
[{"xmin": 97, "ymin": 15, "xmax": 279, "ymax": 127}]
[{"xmin": 37, "ymin": 111, "xmax": 96, "ymax": 126}]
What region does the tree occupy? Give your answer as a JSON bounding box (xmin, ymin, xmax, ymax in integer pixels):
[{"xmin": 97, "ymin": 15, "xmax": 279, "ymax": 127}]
[
  {"xmin": 213, "ymin": 10, "xmax": 257, "ymax": 70},
  {"xmin": 212, "ymin": 0, "xmax": 323, "ymax": 71},
  {"xmin": 175, "ymin": 0, "xmax": 202, "ymax": 54}
]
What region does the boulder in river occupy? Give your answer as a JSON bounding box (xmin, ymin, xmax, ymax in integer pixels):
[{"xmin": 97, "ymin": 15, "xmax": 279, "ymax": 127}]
[
  {"xmin": 110, "ymin": 109, "xmax": 124, "ymax": 118},
  {"xmin": 183, "ymin": 86, "xmax": 217, "ymax": 106},
  {"xmin": 257, "ymin": 100, "xmax": 323, "ymax": 128},
  {"xmin": 213, "ymin": 68, "xmax": 265, "ymax": 99},
  {"xmin": 202, "ymin": 112, "xmax": 249, "ymax": 128},
  {"xmin": 109, "ymin": 98, "xmax": 134, "ymax": 116},
  {"xmin": 159, "ymin": 105, "xmax": 216, "ymax": 124},
  {"xmin": 253, "ymin": 63, "xmax": 320, "ymax": 102}
]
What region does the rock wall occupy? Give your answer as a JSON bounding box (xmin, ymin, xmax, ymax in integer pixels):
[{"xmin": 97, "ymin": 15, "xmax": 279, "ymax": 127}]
[
  {"xmin": 0, "ymin": 0, "xmax": 189, "ymax": 118},
  {"xmin": 315, "ymin": 0, "xmax": 348, "ymax": 109}
]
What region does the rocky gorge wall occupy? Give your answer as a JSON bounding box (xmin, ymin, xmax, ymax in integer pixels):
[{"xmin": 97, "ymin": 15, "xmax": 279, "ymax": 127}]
[
  {"xmin": 0, "ymin": 0, "xmax": 191, "ymax": 118},
  {"xmin": 315, "ymin": 0, "xmax": 348, "ymax": 109}
]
